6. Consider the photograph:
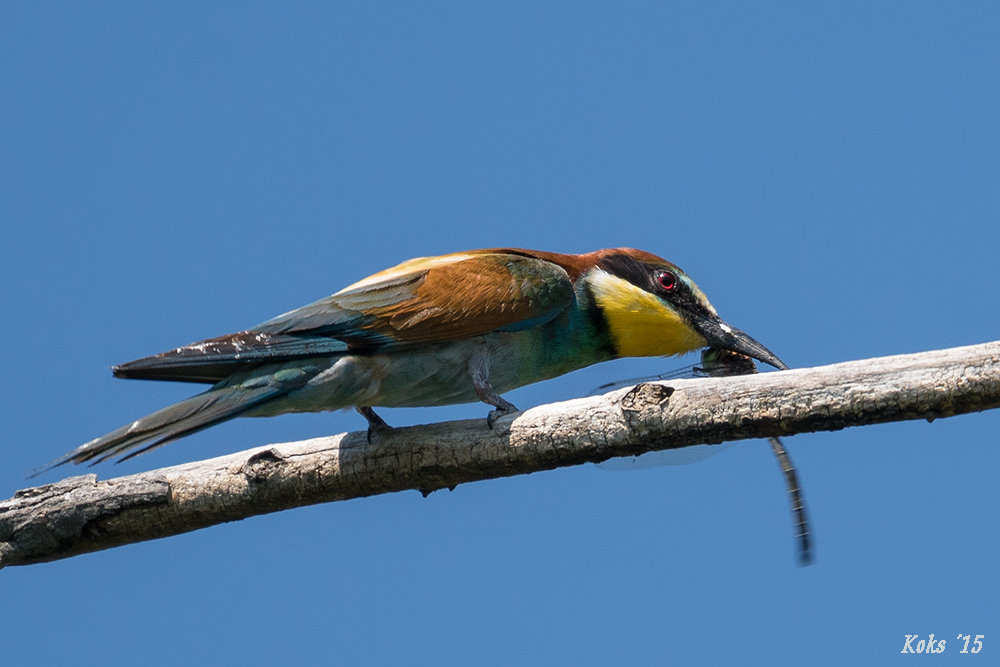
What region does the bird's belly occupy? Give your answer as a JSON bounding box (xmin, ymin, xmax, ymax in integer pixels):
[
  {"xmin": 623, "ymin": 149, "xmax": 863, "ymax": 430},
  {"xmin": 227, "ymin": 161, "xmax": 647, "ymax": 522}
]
[
  {"xmin": 372, "ymin": 331, "xmax": 608, "ymax": 407},
  {"xmin": 252, "ymin": 330, "xmax": 606, "ymax": 415},
  {"xmin": 361, "ymin": 343, "xmax": 485, "ymax": 408},
  {"xmin": 364, "ymin": 336, "xmax": 541, "ymax": 408}
]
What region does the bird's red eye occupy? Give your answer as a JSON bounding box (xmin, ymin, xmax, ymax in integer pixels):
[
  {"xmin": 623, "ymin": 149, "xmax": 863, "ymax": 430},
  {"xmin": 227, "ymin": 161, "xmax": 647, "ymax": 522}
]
[{"xmin": 656, "ymin": 271, "xmax": 677, "ymax": 291}]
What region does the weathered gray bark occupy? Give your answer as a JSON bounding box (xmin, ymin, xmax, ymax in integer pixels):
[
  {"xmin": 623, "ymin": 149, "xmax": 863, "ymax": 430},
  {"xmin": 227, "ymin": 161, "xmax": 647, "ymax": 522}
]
[{"xmin": 2, "ymin": 341, "xmax": 999, "ymax": 569}]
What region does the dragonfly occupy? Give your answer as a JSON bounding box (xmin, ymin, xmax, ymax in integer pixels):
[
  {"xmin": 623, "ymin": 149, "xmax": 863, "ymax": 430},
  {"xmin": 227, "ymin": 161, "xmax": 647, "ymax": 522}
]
[{"xmin": 591, "ymin": 348, "xmax": 813, "ymax": 566}]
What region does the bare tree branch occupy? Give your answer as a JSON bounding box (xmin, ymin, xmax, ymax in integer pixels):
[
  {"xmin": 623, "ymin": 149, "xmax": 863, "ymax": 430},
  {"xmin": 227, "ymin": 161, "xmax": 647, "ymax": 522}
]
[{"xmin": 3, "ymin": 341, "xmax": 999, "ymax": 569}]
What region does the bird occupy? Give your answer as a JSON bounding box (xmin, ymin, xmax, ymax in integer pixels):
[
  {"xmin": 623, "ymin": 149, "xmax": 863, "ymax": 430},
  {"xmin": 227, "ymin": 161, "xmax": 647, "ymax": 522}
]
[{"xmin": 40, "ymin": 247, "xmax": 788, "ymax": 472}]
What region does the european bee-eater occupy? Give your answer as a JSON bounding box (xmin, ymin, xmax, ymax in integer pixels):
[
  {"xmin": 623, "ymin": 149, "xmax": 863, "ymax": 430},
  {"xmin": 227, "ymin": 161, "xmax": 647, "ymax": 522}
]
[{"xmin": 44, "ymin": 248, "xmax": 787, "ymax": 470}]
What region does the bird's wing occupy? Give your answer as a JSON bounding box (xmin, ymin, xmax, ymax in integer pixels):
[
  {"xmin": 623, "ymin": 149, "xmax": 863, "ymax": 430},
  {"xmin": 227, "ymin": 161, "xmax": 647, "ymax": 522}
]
[
  {"xmin": 257, "ymin": 251, "xmax": 576, "ymax": 346},
  {"xmin": 114, "ymin": 252, "xmax": 576, "ymax": 383}
]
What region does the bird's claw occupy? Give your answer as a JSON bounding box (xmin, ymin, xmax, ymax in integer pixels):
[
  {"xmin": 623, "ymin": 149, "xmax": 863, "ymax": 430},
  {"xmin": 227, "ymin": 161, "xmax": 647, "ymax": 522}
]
[
  {"xmin": 486, "ymin": 401, "xmax": 518, "ymax": 429},
  {"xmin": 357, "ymin": 406, "xmax": 394, "ymax": 443}
]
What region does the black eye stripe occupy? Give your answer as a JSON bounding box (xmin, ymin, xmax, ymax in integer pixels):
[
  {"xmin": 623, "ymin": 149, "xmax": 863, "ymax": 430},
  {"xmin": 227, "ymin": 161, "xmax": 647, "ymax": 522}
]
[
  {"xmin": 596, "ymin": 254, "xmax": 682, "ymax": 296},
  {"xmin": 595, "ymin": 253, "xmax": 714, "ymax": 320},
  {"xmin": 596, "ymin": 254, "xmax": 659, "ymax": 291}
]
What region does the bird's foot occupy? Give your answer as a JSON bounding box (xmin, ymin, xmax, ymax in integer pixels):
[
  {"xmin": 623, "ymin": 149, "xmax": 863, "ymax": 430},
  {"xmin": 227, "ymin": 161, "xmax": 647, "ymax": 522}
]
[
  {"xmin": 485, "ymin": 398, "xmax": 518, "ymax": 429},
  {"xmin": 356, "ymin": 406, "xmax": 394, "ymax": 443},
  {"xmin": 469, "ymin": 350, "xmax": 519, "ymax": 429},
  {"xmin": 366, "ymin": 422, "xmax": 395, "ymax": 444}
]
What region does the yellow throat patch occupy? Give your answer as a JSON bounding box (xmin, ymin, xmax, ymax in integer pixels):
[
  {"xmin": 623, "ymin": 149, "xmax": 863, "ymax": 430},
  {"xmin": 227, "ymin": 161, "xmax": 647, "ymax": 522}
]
[{"xmin": 589, "ymin": 271, "xmax": 707, "ymax": 358}]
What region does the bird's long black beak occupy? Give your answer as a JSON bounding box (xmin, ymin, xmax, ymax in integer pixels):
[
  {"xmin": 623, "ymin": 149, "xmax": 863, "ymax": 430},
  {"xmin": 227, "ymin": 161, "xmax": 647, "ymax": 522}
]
[{"xmin": 692, "ymin": 314, "xmax": 789, "ymax": 371}]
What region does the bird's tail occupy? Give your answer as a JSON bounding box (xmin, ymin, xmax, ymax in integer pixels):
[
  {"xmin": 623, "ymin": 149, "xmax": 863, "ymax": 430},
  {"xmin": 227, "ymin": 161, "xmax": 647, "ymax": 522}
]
[{"xmin": 30, "ymin": 383, "xmax": 290, "ymax": 477}]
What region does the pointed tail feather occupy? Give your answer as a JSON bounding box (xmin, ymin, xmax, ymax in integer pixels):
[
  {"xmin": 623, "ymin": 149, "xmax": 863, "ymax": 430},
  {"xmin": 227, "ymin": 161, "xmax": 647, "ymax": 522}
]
[{"xmin": 30, "ymin": 384, "xmax": 287, "ymax": 477}]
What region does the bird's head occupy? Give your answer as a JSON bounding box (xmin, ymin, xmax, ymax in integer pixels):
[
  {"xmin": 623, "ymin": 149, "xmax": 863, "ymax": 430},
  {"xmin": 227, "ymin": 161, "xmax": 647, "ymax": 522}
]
[{"xmin": 583, "ymin": 248, "xmax": 788, "ymax": 370}]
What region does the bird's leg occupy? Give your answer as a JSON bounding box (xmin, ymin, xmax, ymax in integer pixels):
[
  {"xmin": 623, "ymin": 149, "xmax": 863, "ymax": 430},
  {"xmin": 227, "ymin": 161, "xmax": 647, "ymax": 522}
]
[
  {"xmin": 469, "ymin": 347, "xmax": 518, "ymax": 428},
  {"xmin": 356, "ymin": 405, "xmax": 393, "ymax": 443}
]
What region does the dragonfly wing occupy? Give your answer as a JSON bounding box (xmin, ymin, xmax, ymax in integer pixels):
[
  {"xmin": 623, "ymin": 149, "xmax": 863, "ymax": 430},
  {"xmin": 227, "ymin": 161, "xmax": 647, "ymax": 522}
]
[{"xmin": 597, "ymin": 442, "xmax": 735, "ymax": 470}]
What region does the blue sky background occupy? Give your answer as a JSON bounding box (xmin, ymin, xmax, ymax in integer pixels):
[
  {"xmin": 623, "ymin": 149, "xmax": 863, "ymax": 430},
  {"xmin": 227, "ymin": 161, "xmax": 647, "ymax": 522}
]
[{"xmin": 2, "ymin": 3, "xmax": 997, "ymax": 664}]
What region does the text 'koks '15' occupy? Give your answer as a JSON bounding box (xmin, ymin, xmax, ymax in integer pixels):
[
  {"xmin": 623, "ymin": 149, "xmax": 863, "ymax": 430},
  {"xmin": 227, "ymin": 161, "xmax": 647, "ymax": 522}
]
[{"xmin": 901, "ymin": 634, "xmax": 984, "ymax": 654}]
